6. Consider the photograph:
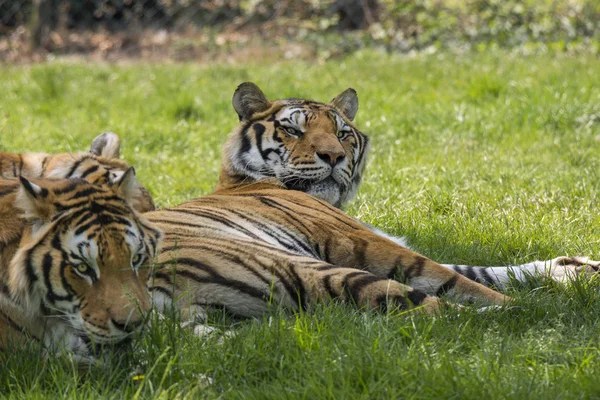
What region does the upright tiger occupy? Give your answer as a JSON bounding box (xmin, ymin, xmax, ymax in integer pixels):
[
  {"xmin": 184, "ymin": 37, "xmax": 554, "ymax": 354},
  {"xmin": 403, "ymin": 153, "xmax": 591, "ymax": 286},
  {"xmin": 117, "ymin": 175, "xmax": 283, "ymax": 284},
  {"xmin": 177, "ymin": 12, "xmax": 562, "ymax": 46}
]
[
  {"xmin": 0, "ymin": 172, "xmax": 162, "ymax": 354},
  {"xmin": 217, "ymin": 82, "xmax": 600, "ymax": 289},
  {"xmin": 146, "ymin": 85, "xmax": 515, "ymax": 330}
]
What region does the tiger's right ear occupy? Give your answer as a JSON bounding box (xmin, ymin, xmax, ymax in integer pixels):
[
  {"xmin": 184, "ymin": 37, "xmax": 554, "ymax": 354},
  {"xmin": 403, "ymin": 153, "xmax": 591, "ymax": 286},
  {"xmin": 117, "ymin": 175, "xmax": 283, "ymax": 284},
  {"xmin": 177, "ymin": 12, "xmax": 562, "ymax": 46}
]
[
  {"xmin": 331, "ymin": 88, "xmax": 359, "ymax": 121},
  {"xmin": 90, "ymin": 132, "xmax": 121, "ymax": 159},
  {"xmin": 110, "ymin": 167, "xmax": 138, "ymax": 204},
  {"xmin": 16, "ymin": 177, "xmax": 54, "ymax": 222},
  {"xmin": 232, "ymin": 82, "xmax": 271, "ymax": 121}
]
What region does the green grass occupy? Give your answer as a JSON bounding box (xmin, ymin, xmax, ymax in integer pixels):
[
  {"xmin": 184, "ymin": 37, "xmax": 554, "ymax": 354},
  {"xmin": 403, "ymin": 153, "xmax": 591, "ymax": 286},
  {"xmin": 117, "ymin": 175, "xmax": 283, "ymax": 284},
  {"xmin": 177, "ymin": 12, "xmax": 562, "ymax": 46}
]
[{"xmin": 1, "ymin": 50, "xmax": 600, "ymax": 398}]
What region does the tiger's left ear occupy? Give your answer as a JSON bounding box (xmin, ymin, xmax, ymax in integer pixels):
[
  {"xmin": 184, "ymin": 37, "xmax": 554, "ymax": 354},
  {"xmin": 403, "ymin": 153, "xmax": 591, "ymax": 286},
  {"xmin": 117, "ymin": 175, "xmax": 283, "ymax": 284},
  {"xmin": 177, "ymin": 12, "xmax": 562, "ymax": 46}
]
[
  {"xmin": 111, "ymin": 167, "xmax": 139, "ymax": 203},
  {"xmin": 16, "ymin": 177, "xmax": 55, "ymax": 222},
  {"xmin": 232, "ymin": 82, "xmax": 271, "ymax": 121},
  {"xmin": 90, "ymin": 132, "xmax": 121, "ymax": 159},
  {"xmin": 331, "ymin": 88, "xmax": 359, "ymax": 121}
]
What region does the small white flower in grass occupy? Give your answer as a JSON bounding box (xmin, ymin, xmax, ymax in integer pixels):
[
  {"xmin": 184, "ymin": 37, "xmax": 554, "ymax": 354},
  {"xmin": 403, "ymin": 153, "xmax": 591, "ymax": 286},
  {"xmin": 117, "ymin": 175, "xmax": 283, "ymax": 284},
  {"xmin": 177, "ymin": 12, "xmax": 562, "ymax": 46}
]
[{"xmin": 195, "ymin": 373, "xmax": 215, "ymax": 388}]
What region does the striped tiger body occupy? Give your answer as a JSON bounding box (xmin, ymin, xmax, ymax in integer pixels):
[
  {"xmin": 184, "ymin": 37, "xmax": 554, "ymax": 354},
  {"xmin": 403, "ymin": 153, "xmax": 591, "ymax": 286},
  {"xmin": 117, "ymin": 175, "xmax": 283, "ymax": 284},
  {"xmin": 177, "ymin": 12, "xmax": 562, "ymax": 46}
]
[
  {"xmin": 0, "ymin": 133, "xmax": 161, "ymax": 352},
  {"xmin": 145, "ymin": 83, "xmax": 600, "ymax": 325},
  {"xmin": 0, "ymin": 172, "xmax": 162, "ymax": 352},
  {"xmin": 0, "ymin": 132, "xmax": 156, "ymax": 297},
  {"xmin": 149, "ymin": 184, "xmax": 508, "ymax": 324},
  {"xmin": 217, "ymin": 83, "xmax": 599, "ymax": 289}
]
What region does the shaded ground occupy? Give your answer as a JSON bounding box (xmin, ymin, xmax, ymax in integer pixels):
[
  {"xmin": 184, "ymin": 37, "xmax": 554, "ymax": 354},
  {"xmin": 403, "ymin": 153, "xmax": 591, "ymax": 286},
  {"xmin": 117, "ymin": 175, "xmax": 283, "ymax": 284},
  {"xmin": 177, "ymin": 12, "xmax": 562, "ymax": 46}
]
[{"xmin": 0, "ymin": 26, "xmax": 320, "ymax": 64}]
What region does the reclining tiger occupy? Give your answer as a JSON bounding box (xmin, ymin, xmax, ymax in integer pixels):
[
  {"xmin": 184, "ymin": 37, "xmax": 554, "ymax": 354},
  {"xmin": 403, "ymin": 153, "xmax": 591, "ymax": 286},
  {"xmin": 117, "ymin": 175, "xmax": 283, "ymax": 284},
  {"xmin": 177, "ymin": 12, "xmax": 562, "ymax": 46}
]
[
  {"xmin": 145, "ymin": 83, "xmax": 599, "ymax": 328},
  {"xmin": 1, "ymin": 86, "xmax": 596, "ymax": 353},
  {"xmin": 213, "ymin": 83, "xmax": 600, "ymax": 290},
  {"xmin": 0, "ymin": 136, "xmax": 162, "ymax": 357}
]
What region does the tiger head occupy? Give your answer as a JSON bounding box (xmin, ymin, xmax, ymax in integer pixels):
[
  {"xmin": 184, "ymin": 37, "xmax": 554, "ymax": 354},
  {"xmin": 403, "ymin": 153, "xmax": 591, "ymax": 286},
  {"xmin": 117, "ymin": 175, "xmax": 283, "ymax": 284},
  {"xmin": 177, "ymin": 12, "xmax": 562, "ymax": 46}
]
[
  {"xmin": 8, "ymin": 170, "xmax": 163, "ymax": 345},
  {"xmin": 219, "ymin": 82, "xmax": 370, "ymax": 208}
]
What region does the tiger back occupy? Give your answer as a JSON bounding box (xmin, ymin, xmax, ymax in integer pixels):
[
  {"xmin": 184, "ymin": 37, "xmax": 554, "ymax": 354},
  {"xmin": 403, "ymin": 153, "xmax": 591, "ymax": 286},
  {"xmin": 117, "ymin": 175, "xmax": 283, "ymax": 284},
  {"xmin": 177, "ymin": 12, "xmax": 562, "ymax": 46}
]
[
  {"xmin": 216, "ymin": 83, "xmax": 600, "ymax": 289},
  {"xmin": 146, "ymin": 85, "xmax": 510, "ymax": 329}
]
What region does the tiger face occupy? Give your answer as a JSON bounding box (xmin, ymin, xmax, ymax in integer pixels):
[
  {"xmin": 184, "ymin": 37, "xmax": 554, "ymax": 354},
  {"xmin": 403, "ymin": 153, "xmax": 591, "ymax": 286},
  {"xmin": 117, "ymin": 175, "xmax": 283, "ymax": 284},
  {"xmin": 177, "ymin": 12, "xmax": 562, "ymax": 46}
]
[
  {"xmin": 220, "ymin": 83, "xmax": 370, "ymax": 207},
  {"xmin": 8, "ymin": 170, "xmax": 163, "ymax": 345}
]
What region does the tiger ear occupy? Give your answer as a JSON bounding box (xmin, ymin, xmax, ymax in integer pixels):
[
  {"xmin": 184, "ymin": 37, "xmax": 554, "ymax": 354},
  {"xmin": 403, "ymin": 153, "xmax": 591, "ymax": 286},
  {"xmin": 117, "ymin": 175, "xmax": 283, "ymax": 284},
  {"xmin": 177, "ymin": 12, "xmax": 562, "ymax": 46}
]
[
  {"xmin": 16, "ymin": 177, "xmax": 54, "ymax": 221},
  {"xmin": 232, "ymin": 82, "xmax": 271, "ymax": 121},
  {"xmin": 111, "ymin": 167, "xmax": 138, "ymax": 203},
  {"xmin": 90, "ymin": 132, "xmax": 121, "ymax": 159},
  {"xmin": 331, "ymin": 88, "xmax": 359, "ymax": 121}
]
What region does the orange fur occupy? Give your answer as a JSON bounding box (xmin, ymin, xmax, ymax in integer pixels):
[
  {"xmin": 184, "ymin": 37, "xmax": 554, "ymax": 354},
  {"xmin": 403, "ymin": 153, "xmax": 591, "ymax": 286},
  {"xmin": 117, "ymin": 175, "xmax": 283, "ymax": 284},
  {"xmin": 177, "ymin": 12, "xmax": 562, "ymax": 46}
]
[
  {"xmin": 1, "ymin": 176, "xmax": 162, "ymax": 349},
  {"xmin": 0, "ymin": 133, "xmax": 160, "ymax": 350},
  {"xmin": 146, "ymin": 84, "xmax": 510, "ymax": 324}
]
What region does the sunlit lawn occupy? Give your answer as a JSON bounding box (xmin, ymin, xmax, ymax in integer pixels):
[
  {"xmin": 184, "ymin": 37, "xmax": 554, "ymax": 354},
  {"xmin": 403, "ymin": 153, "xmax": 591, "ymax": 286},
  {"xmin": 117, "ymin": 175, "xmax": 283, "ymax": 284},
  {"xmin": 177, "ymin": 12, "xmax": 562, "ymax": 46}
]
[{"xmin": 2, "ymin": 50, "xmax": 600, "ymax": 398}]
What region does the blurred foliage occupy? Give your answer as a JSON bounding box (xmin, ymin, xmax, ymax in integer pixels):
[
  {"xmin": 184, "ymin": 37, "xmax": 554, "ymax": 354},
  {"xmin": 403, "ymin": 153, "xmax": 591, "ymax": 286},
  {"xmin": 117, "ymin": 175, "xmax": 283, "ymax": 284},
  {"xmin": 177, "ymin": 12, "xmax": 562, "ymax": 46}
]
[
  {"xmin": 1, "ymin": 0, "xmax": 600, "ymax": 54},
  {"xmin": 377, "ymin": 0, "xmax": 600, "ymax": 51}
]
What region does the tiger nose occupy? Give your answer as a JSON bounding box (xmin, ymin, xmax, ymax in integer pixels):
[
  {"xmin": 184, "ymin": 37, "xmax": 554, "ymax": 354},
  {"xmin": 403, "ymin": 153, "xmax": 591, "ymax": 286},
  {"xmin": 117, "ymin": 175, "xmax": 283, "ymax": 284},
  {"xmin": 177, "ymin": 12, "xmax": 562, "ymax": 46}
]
[
  {"xmin": 316, "ymin": 151, "xmax": 346, "ymax": 167},
  {"xmin": 111, "ymin": 316, "xmax": 144, "ymax": 333}
]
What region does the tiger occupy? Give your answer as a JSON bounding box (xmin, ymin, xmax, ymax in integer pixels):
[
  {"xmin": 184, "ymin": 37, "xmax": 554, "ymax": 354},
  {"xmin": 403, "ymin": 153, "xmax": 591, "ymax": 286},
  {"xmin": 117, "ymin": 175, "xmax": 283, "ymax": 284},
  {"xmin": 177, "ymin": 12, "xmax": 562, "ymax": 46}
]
[
  {"xmin": 0, "ymin": 172, "xmax": 162, "ymax": 354},
  {"xmin": 0, "ymin": 132, "xmax": 156, "ymax": 299},
  {"xmin": 216, "ymin": 82, "xmax": 600, "ymax": 290},
  {"xmin": 0, "ymin": 134, "xmax": 162, "ymax": 355},
  {"xmin": 145, "ymin": 85, "xmax": 520, "ymax": 332},
  {"xmin": 0, "ymin": 133, "xmax": 156, "ymax": 281}
]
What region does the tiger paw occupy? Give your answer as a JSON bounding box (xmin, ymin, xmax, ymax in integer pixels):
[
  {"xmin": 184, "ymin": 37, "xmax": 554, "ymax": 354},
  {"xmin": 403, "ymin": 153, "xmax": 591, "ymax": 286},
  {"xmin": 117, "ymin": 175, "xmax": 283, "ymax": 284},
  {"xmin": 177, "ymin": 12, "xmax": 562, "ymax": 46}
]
[
  {"xmin": 542, "ymin": 256, "xmax": 600, "ymax": 282},
  {"xmin": 189, "ymin": 323, "xmax": 235, "ymax": 345}
]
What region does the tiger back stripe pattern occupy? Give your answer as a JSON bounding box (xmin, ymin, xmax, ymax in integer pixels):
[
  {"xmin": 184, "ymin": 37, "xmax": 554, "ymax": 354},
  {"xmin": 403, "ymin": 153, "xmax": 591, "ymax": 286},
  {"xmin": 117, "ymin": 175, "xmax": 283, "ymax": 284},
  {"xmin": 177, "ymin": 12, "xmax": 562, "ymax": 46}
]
[
  {"xmin": 0, "ymin": 275, "xmax": 42, "ymax": 348},
  {"xmin": 0, "ymin": 179, "xmax": 27, "ymax": 292},
  {"xmin": 0, "ymin": 180, "xmax": 43, "ymax": 346},
  {"xmin": 0, "ymin": 149, "xmax": 118, "ymax": 181},
  {"xmin": 1, "ymin": 172, "xmax": 162, "ymax": 351},
  {"xmin": 148, "ymin": 184, "xmax": 508, "ymax": 322}
]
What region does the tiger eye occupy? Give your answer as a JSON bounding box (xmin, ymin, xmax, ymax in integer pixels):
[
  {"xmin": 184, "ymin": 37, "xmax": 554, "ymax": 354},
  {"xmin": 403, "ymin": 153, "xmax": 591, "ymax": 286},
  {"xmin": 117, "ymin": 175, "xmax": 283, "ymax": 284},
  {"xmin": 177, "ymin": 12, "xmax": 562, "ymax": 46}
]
[
  {"xmin": 284, "ymin": 127, "xmax": 301, "ymax": 137},
  {"xmin": 337, "ymin": 129, "xmax": 351, "ymax": 139},
  {"xmin": 75, "ymin": 264, "xmax": 89, "ymax": 274},
  {"xmin": 132, "ymin": 254, "xmax": 143, "ymax": 265}
]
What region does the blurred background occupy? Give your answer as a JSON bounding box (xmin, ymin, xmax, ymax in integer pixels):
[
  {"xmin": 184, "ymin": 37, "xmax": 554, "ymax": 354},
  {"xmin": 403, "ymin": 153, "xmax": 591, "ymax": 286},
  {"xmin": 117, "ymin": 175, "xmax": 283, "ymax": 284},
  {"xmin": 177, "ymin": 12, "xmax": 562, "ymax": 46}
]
[{"xmin": 1, "ymin": 0, "xmax": 599, "ymax": 63}]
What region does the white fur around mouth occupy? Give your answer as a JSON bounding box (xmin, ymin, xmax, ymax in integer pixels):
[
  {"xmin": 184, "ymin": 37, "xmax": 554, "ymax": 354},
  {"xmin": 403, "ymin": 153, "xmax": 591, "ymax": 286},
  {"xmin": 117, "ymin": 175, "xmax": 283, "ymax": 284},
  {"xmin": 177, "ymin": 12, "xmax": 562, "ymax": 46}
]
[{"xmin": 284, "ymin": 175, "xmax": 337, "ymax": 191}]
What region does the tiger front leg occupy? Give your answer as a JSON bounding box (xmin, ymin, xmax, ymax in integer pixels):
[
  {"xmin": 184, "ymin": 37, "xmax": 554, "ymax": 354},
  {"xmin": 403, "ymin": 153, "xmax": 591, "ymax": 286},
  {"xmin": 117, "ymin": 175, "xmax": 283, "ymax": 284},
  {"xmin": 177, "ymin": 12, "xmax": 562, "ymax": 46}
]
[
  {"xmin": 327, "ymin": 231, "xmax": 510, "ymax": 306},
  {"xmin": 150, "ymin": 278, "xmax": 235, "ymax": 341},
  {"xmin": 297, "ymin": 263, "xmax": 446, "ymax": 313}
]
